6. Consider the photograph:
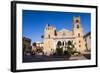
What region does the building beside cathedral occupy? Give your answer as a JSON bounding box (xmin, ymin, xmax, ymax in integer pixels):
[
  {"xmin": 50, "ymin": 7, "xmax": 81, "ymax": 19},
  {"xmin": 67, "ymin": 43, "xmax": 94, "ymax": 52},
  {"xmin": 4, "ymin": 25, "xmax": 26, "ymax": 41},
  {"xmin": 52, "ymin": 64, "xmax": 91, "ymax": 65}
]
[
  {"xmin": 43, "ymin": 16, "xmax": 86, "ymax": 55},
  {"xmin": 23, "ymin": 37, "xmax": 32, "ymax": 55},
  {"xmin": 84, "ymin": 32, "xmax": 91, "ymax": 51}
]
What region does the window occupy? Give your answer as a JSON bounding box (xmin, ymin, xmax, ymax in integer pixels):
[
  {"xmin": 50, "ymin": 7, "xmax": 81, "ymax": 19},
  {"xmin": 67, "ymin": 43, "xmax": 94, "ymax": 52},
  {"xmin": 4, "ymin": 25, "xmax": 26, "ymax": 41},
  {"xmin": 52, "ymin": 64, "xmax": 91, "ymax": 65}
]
[
  {"xmin": 48, "ymin": 35, "xmax": 50, "ymax": 38},
  {"xmin": 54, "ymin": 30, "xmax": 57, "ymax": 36},
  {"xmin": 78, "ymin": 33, "xmax": 80, "ymax": 37},
  {"xmin": 79, "ymin": 45, "xmax": 81, "ymax": 48},
  {"xmin": 79, "ymin": 40, "xmax": 81, "ymax": 43},
  {"xmin": 76, "ymin": 19, "xmax": 79, "ymax": 23},
  {"xmin": 77, "ymin": 25, "xmax": 79, "ymax": 29}
]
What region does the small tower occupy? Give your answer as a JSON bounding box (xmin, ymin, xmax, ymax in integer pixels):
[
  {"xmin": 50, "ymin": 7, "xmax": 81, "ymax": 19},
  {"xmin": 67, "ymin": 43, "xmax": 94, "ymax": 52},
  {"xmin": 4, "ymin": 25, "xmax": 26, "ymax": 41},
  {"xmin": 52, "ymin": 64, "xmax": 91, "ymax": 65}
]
[
  {"xmin": 43, "ymin": 24, "xmax": 56, "ymax": 55},
  {"xmin": 44, "ymin": 24, "xmax": 56, "ymax": 38},
  {"xmin": 73, "ymin": 16, "xmax": 86, "ymax": 53}
]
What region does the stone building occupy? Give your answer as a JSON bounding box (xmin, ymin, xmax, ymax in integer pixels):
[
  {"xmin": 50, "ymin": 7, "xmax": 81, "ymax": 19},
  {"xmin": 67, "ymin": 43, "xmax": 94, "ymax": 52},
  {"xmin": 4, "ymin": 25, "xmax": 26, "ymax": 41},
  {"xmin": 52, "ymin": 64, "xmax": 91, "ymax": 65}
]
[
  {"xmin": 43, "ymin": 16, "xmax": 86, "ymax": 55},
  {"xmin": 32, "ymin": 42, "xmax": 44, "ymax": 55},
  {"xmin": 84, "ymin": 32, "xmax": 91, "ymax": 51},
  {"xmin": 23, "ymin": 37, "xmax": 31, "ymax": 55}
]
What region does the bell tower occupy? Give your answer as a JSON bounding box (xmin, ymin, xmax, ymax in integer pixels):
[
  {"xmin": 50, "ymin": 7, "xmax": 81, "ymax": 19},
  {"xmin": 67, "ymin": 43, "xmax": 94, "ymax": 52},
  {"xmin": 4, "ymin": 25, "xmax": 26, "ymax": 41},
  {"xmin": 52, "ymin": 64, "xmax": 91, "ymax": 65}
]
[
  {"xmin": 43, "ymin": 24, "xmax": 56, "ymax": 55},
  {"xmin": 73, "ymin": 16, "xmax": 86, "ymax": 53}
]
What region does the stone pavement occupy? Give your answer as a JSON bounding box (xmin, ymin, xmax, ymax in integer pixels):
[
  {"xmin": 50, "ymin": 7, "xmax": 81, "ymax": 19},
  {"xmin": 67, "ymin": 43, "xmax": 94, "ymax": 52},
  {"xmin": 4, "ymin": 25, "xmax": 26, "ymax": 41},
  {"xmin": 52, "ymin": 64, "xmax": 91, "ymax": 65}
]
[
  {"xmin": 69, "ymin": 55, "xmax": 87, "ymax": 60},
  {"xmin": 23, "ymin": 54, "xmax": 89, "ymax": 63}
]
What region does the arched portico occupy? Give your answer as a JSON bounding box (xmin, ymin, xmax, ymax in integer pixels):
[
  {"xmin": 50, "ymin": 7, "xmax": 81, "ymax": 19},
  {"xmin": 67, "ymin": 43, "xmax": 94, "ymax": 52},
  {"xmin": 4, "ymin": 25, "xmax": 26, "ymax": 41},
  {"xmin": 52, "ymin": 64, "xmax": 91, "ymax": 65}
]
[{"xmin": 53, "ymin": 38, "xmax": 74, "ymax": 52}]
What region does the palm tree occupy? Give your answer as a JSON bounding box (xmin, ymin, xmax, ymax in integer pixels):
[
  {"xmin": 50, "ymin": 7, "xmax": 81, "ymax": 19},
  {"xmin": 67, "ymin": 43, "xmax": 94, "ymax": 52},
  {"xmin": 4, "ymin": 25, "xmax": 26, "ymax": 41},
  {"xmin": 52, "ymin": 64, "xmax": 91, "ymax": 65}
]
[{"xmin": 41, "ymin": 35, "xmax": 44, "ymax": 39}]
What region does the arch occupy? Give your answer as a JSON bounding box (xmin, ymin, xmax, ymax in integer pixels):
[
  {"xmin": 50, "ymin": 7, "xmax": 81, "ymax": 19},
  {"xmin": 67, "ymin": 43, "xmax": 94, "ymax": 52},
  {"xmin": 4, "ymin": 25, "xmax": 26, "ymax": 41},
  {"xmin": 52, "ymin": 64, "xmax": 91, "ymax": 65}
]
[
  {"xmin": 62, "ymin": 41, "xmax": 67, "ymax": 46},
  {"xmin": 67, "ymin": 40, "xmax": 72, "ymax": 45},
  {"xmin": 56, "ymin": 41, "xmax": 63, "ymax": 55},
  {"xmin": 57, "ymin": 41, "xmax": 62, "ymax": 48},
  {"xmin": 62, "ymin": 41, "xmax": 64, "ymax": 46}
]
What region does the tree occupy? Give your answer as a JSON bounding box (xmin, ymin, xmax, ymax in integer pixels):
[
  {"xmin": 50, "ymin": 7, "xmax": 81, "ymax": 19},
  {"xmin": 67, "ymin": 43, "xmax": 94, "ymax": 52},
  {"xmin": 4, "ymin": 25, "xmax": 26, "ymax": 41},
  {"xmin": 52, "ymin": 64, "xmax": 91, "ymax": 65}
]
[
  {"xmin": 41, "ymin": 35, "xmax": 44, "ymax": 39},
  {"xmin": 56, "ymin": 41, "xmax": 63, "ymax": 55},
  {"xmin": 68, "ymin": 41, "xmax": 72, "ymax": 45},
  {"xmin": 56, "ymin": 47, "xmax": 63, "ymax": 56},
  {"xmin": 32, "ymin": 42, "xmax": 36, "ymax": 46},
  {"xmin": 67, "ymin": 41, "xmax": 74, "ymax": 55}
]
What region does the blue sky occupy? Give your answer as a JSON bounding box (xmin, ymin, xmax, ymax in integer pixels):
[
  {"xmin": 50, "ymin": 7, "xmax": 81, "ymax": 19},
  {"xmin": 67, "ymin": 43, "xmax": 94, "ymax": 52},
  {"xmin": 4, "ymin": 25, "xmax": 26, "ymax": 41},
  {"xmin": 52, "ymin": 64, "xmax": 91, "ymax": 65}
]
[{"xmin": 22, "ymin": 10, "xmax": 91, "ymax": 42}]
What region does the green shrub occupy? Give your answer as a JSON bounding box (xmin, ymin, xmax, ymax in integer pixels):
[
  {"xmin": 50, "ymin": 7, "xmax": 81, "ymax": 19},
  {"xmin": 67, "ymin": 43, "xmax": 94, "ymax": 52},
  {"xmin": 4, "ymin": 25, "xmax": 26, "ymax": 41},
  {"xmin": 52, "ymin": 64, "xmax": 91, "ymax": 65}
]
[{"xmin": 56, "ymin": 47, "xmax": 63, "ymax": 56}]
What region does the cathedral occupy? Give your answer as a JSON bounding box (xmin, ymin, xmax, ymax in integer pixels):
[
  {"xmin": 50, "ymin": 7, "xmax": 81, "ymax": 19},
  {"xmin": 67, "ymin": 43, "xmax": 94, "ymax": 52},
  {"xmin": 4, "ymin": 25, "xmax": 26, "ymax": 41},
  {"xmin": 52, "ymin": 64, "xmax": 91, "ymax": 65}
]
[{"xmin": 43, "ymin": 16, "xmax": 86, "ymax": 55}]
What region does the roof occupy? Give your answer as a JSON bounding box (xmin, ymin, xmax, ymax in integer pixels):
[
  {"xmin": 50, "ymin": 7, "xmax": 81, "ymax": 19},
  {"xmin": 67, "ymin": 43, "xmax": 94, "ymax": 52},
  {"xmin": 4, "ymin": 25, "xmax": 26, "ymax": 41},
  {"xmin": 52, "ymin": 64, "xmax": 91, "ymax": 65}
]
[
  {"xmin": 84, "ymin": 32, "xmax": 91, "ymax": 37},
  {"xmin": 57, "ymin": 28, "xmax": 73, "ymax": 36},
  {"xmin": 23, "ymin": 37, "xmax": 31, "ymax": 42}
]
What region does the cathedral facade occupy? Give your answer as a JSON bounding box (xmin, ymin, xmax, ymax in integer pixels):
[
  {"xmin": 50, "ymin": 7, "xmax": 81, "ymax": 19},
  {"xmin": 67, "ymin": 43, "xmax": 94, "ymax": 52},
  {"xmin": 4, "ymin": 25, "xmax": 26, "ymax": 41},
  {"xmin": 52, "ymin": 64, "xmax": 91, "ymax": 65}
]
[{"xmin": 43, "ymin": 16, "xmax": 86, "ymax": 55}]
